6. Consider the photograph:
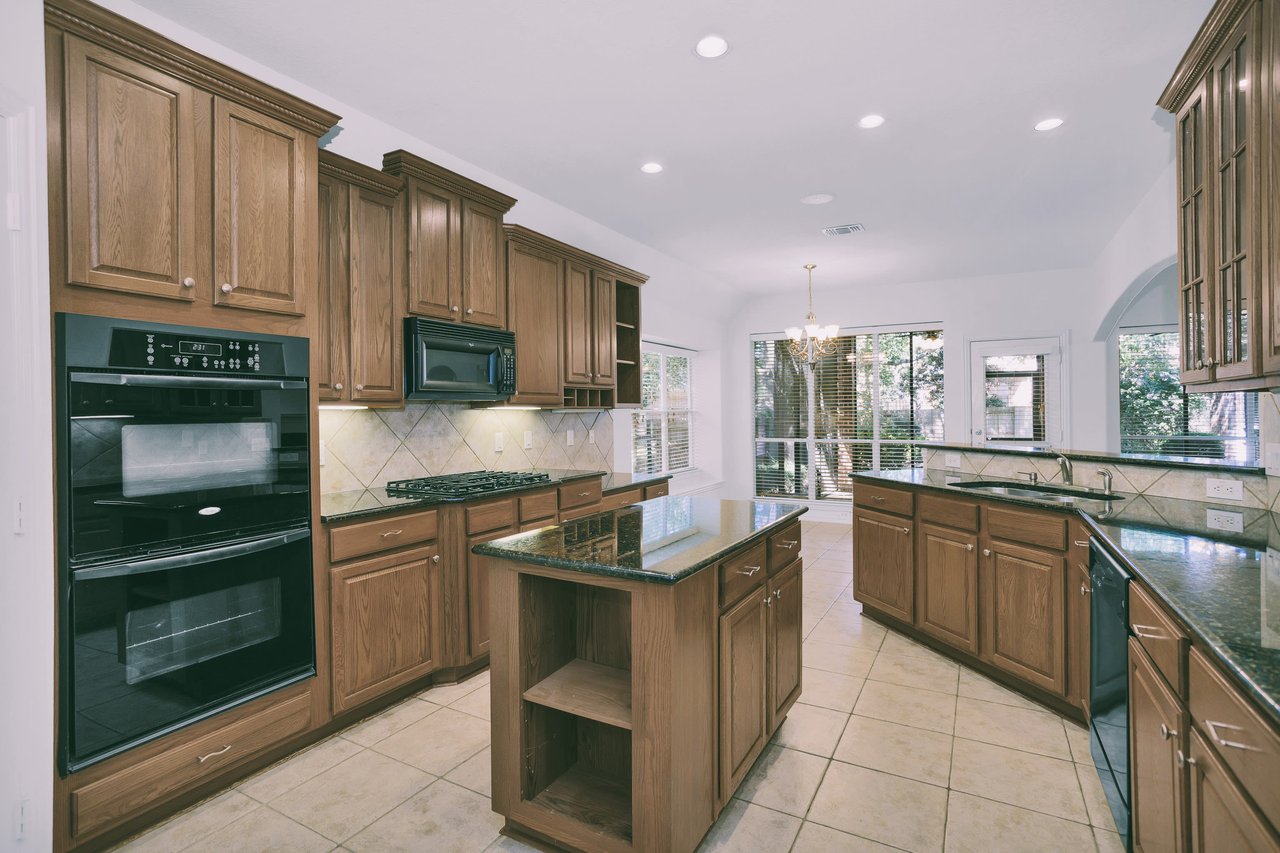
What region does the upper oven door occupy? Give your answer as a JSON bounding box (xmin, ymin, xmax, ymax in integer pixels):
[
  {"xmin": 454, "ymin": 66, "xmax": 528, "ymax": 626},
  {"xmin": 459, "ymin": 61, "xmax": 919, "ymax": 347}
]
[{"xmin": 64, "ymin": 371, "xmax": 311, "ymax": 563}]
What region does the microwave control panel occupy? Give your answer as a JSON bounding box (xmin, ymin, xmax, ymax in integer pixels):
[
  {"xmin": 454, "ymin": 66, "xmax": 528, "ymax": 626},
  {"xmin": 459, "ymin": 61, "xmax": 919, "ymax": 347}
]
[
  {"xmin": 500, "ymin": 346, "xmax": 516, "ymax": 394},
  {"xmin": 107, "ymin": 328, "xmax": 287, "ymax": 375}
]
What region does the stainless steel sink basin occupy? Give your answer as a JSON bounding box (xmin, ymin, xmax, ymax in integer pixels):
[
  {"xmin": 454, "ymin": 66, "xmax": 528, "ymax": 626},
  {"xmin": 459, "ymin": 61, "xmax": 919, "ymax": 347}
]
[{"xmin": 949, "ymin": 481, "xmax": 1124, "ymax": 504}]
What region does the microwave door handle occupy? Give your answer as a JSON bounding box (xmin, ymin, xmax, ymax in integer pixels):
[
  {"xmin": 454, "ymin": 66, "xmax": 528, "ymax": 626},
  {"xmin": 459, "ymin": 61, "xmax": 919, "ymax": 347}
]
[
  {"xmin": 70, "ymin": 372, "xmax": 307, "ymax": 391},
  {"xmin": 72, "ymin": 529, "xmax": 311, "ymax": 581}
]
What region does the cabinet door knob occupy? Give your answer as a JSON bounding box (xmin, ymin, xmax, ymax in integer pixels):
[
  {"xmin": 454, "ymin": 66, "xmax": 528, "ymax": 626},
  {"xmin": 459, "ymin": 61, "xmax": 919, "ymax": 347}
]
[
  {"xmin": 901, "ymin": 527, "xmax": 910, "ymax": 535},
  {"xmin": 1080, "ymin": 583, "xmax": 1090, "ymax": 596},
  {"xmin": 1176, "ymin": 750, "xmax": 1197, "ymax": 768},
  {"xmin": 982, "ymin": 548, "xmax": 992, "ymax": 556},
  {"xmin": 432, "ymin": 555, "xmax": 441, "ymax": 563},
  {"xmin": 1206, "ymin": 358, "xmax": 1219, "ymax": 367},
  {"xmin": 221, "ymin": 282, "xmax": 235, "ymax": 293},
  {"xmin": 965, "ymin": 543, "xmax": 974, "ymax": 551},
  {"xmin": 182, "ymin": 276, "xmax": 196, "ymax": 288},
  {"xmin": 1196, "ymin": 360, "xmax": 1205, "ymax": 369},
  {"xmin": 466, "ymin": 308, "xmax": 474, "ymax": 315},
  {"xmin": 1160, "ymin": 723, "xmax": 1177, "ymax": 740},
  {"xmin": 451, "ymin": 305, "xmax": 459, "ymax": 312},
  {"xmin": 334, "ymin": 383, "xmax": 343, "ymax": 391},
  {"xmin": 355, "ymin": 384, "xmax": 364, "ymax": 391}
]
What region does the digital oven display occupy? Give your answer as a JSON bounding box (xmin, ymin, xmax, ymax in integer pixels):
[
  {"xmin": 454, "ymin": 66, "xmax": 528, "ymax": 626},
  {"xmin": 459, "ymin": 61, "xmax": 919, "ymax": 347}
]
[{"xmin": 179, "ymin": 340, "xmax": 223, "ymax": 356}]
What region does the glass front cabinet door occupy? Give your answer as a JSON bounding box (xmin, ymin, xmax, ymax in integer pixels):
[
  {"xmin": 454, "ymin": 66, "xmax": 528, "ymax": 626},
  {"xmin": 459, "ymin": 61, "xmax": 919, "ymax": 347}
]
[{"xmin": 1177, "ymin": 75, "xmax": 1214, "ymax": 385}]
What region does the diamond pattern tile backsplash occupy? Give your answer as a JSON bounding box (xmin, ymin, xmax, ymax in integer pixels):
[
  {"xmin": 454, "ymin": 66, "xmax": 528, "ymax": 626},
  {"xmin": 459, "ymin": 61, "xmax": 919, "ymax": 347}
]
[{"xmin": 319, "ymin": 404, "xmax": 615, "ymax": 493}]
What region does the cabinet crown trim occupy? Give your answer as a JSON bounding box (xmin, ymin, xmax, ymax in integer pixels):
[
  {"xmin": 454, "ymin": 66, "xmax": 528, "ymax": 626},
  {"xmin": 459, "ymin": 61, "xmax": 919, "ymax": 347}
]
[
  {"xmin": 319, "ymin": 150, "xmax": 403, "ymax": 198},
  {"xmin": 381, "ymin": 149, "xmax": 517, "ymax": 213},
  {"xmin": 504, "ymin": 224, "xmax": 649, "ymax": 285},
  {"xmin": 1157, "ymin": 0, "xmax": 1256, "ymax": 109},
  {"xmin": 45, "ymin": 0, "xmax": 340, "ymax": 136}
]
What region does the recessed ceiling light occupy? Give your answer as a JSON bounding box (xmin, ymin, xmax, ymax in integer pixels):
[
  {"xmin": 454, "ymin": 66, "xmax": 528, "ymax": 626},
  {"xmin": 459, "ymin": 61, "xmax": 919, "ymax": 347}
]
[
  {"xmin": 800, "ymin": 194, "xmax": 835, "ymax": 205},
  {"xmin": 1034, "ymin": 118, "xmax": 1064, "ymax": 132},
  {"xmin": 858, "ymin": 114, "xmax": 885, "ymax": 129},
  {"xmin": 695, "ymin": 34, "xmax": 729, "ymax": 58},
  {"xmin": 640, "ymin": 162, "xmax": 664, "ymax": 174}
]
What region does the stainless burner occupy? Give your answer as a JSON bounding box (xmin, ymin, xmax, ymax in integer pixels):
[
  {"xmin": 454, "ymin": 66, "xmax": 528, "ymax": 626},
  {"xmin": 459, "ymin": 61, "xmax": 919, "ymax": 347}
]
[{"xmin": 386, "ymin": 471, "xmax": 551, "ymax": 498}]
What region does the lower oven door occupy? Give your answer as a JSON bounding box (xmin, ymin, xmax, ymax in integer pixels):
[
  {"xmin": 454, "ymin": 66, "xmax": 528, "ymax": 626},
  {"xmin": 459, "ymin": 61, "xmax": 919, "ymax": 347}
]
[{"xmin": 62, "ymin": 528, "xmax": 315, "ymax": 774}]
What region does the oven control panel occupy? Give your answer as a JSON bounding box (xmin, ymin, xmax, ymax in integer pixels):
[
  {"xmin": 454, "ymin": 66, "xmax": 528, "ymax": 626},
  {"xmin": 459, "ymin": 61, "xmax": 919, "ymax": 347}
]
[{"xmin": 108, "ymin": 329, "xmax": 287, "ymax": 375}]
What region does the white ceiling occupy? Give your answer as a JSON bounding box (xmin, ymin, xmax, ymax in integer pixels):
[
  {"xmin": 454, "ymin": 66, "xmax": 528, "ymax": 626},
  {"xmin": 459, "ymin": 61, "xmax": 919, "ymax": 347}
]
[{"xmin": 134, "ymin": 0, "xmax": 1212, "ymax": 294}]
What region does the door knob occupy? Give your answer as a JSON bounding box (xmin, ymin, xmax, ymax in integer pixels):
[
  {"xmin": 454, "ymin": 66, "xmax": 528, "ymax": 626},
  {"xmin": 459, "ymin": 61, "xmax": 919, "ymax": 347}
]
[
  {"xmin": 182, "ymin": 276, "xmax": 196, "ymax": 288},
  {"xmin": 221, "ymin": 282, "xmax": 235, "ymax": 293}
]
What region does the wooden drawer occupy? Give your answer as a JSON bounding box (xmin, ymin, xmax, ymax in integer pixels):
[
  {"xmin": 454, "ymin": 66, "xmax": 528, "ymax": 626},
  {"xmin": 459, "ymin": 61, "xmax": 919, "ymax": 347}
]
[
  {"xmin": 329, "ymin": 509, "xmax": 438, "ymax": 562},
  {"xmin": 71, "ymin": 692, "xmax": 312, "ymax": 839},
  {"xmin": 558, "ymin": 502, "xmax": 603, "ymax": 522},
  {"xmin": 853, "ymin": 483, "xmax": 913, "ymax": 517},
  {"xmin": 984, "ymin": 504, "xmax": 1067, "ymax": 551},
  {"xmin": 518, "ymin": 489, "xmax": 558, "ymax": 522},
  {"xmin": 559, "ymin": 478, "xmax": 603, "ymax": 509},
  {"xmin": 918, "ymin": 493, "xmax": 979, "ymax": 531},
  {"xmin": 644, "ymin": 480, "xmax": 670, "ymax": 499},
  {"xmin": 767, "ymin": 522, "xmax": 802, "ymax": 572},
  {"xmin": 720, "ymin": 541, "xmax": 768, "ymax": 608},
  {"xmin": 1131, "ymin": 583, "xmax": 1188, "ymax": 696},
  {"xmin": 1189, "ymin": 647, "xmax": 1280, "ymax": 827},
  {"xmin": 466, "ymin": 497, "xmax": 517, "ymax": 535},
  {"xmin": 601, "ymin": 488, "xmax": 644, "ymax": 512}
]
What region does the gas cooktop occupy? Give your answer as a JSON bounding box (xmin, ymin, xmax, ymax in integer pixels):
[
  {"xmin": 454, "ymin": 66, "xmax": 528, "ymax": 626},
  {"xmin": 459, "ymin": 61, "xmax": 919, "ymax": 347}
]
[{"xmin": 385, "ymin": 471, "xmax": 552, "ymax": 498}]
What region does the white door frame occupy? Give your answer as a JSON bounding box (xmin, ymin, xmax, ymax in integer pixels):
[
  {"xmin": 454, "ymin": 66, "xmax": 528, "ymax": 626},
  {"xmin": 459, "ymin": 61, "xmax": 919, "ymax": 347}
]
[{"xmin": 967, "ymin": 335, "xmax": 1070, "ymax": 448}]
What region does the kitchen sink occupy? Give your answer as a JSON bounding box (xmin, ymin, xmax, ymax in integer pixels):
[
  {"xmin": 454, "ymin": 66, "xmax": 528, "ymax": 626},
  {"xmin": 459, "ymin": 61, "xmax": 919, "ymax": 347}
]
[{"xmin": 950, "ymin": 480, "xmax": 1125, "ymax": 504}]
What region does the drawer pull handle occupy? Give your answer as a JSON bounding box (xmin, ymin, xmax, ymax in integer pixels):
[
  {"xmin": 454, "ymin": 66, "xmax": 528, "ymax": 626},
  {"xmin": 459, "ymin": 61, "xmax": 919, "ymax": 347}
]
[
  {"xmin": 1073, "ymin": 540, "xmax": 1090, "ymax": 547},
  {"xmin": 779, "ymin": 541, "xmax": 798, "ymax": 549},
  {"xmin": 965, "ymin": 544, "xmax": 974, "ymax": 552},
  {"xmin": 381, "ymin": 529, "xmax": 403, "ymax": 538},
  {"xmin": 872, "ymin": 496, "xmax": 885, "ymax": 502},
  {"xmin": 1205, "ymin": 720, "xmax": 1261, "ymax": 752},
  {"xmin": 1080, "ymin": 584, "xmax": 1090, "ymax": 597},
  {"xmin": 197, "ymin": 744, "xmax": 232, "ymax": 763},
  {"xmin": 737, "ymin": 566, "xmax": 762, "ymax": 577},
  {"xmin": 1160, "ymin": 724, "xmax": 1177, "ymax": 740},
  {"xmin": 1132, "ymin": 624, "xmax": 1167, "ymax": 641},
  {"xmin": 578, "ymin": 491, "xmax": 591, "ymax": 497}
]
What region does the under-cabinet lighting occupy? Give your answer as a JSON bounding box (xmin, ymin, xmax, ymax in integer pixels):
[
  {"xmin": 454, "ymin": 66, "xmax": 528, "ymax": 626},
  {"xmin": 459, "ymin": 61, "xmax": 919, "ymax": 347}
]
[
  {"xmin": 489, "ymin": 406, "xmax": 543, "ymax": 411},
  {"xmin": 318, "ymin": 404, "xmax": 369, "ymax": 411}
]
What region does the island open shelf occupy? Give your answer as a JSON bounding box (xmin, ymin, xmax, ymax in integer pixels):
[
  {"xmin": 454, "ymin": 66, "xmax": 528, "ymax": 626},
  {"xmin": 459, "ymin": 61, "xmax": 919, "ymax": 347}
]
[{"xmin": 524, "ymin": 658, "xmax": 632, "ymax": 729}]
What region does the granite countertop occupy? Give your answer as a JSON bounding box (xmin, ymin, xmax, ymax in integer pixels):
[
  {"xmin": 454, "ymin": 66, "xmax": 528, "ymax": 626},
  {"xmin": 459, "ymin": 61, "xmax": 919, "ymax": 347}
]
[
  {"xmin": 600, "ymin": 471, "xmax": 672, "ymax": 495},
  {"xmin": 851, "ymin": 468, "xmax": 1280, "ymax": 725},
  {"xmin": 473, "ymin": 495, "xmax": 807, "ymax": 584},
  {"xmin": 319, "ymin": 468, "xmax": 606, "ymax": 523}
]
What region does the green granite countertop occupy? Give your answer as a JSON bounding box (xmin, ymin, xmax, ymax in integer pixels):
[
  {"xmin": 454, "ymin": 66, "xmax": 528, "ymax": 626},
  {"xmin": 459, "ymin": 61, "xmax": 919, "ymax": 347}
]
[
  {"xmin": 473, "ymin": 495, "xmax": 807, "ymax": 584},
  {"xmin": 851, "ymin": 468, "xmax": 1280, "ymax": 726}
]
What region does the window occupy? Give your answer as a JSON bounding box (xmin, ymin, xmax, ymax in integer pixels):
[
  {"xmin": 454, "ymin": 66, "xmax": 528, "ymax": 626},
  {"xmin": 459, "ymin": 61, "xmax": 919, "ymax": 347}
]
[
  {"xmin": 632, "ymin": 347, "xmax": 693, "ymax": 475},
  {"xmin": 754, "ymin": 329, "xmax": 943, "ymax": 502},
  {"xmin": 1118, "ymin": 330, "xmax": 1258, "ymax": 463},
  {"xmin": 969, "ymin": 338, "xmax": 1064, "ymax": 448}
]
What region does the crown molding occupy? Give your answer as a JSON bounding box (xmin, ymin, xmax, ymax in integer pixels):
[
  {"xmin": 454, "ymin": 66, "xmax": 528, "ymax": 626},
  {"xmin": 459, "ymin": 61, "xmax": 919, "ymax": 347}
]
[
  {"xmin": 381, "ymin": 149, "xmax": 518, "ymax": 213},
  {"xmin": 319, "ymin": 149, "xmax": 403, "ymax": 197},
  {"xmin": 1158, "ymin": 0, "xmax": 1255, "ymax": 110},
  {"xmin": 45, "ymin": 0, "xmax": 340, "ymax": 137},
  {"xmin": 504, "ymin": 224, "xmax": 648, "ymax": 285}
]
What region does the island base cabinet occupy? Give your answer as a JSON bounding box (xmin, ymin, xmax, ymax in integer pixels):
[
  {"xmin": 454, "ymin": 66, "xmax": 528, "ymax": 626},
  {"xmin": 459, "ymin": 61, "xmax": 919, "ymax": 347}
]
[
  {"xmin": 1130, "ymin": 639, "xmax": 1188, "ymax": 853},
  {"xmin": 980, "ymin": 539, "xmax": 1066, "ymax": 697},
  {"xmin": 853, "ymin": 508, "xmax": 914, "ymax": 623},
  {"xmin": 1187, "ymin": 730, "xmax": 1280, "ymax": 853},
  {"xmin": 916, "ymin": 523, "xmax": 979, "ymax": 655},
  {"xmin": 767, "ymin": 559, "xmax": 803, "ymax": 731},
  {"xmin": 720, "ymin": 587, "xmax": 769, "ymax": 798}
]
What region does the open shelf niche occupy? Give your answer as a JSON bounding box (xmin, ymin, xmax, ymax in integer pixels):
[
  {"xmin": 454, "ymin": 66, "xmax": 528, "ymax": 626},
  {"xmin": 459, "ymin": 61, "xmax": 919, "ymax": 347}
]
[
  {"xmin": 519, "ymin": 575, "xmax": 634, "ymax": 843},
  {"xmin": 615, "ymin": 281, "xmax": 642, "ymax": 407}
]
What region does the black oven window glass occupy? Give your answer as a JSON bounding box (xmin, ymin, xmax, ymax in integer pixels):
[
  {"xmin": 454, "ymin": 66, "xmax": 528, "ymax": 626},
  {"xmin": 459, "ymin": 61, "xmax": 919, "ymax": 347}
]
[
  {"xmin": 66, "ymin": 534, "xmax": 314, "ymax": 771},
  {"xmin": 67, "ymin": 379, "xmax": 309, "ymax": 562}
]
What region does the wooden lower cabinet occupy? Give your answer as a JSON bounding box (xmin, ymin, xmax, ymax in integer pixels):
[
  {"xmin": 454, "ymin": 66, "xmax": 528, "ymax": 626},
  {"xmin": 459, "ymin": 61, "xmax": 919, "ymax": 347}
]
[
  {"xmin": 767, "ymin": 559, "xmax": 803, "ymax": 731},
  {"xmin": 1187, "ymin": 729, "xmax": 1280, "ymax": 852},
  {"xmin": 466, "ymin": 524, "xmax": 518, "ymax": 661},
  {"xmin": 719, "ymin": 584, "xmax": 770, "ymax": 798},
  {"xmin": 1131, "ymin": 639, "xmax": 1188, "ymax": 853},
  {"xmin": 1068, "ymin": 528, "xmax": 1092, "ymax": 714},
  {"xmin": 981, "ymin": 538, "xmax": 1066, "ymax": 696},
  {"xmin": 330, "ymin": 544, "xmax": 443, "ymax": 713},
  {"xmin": 915, "ymin": 522, "xmax": 979, "ymax": 654},
  {"xmin": 853, "ymin": 508, "xmax": 914, "ymax": 623}
]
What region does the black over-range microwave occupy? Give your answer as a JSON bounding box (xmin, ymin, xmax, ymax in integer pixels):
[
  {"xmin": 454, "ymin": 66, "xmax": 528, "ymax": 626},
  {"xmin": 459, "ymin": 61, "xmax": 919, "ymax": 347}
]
[{"xmin": 404, "ymin": 317, "xmax": 516, "ymax": 401}]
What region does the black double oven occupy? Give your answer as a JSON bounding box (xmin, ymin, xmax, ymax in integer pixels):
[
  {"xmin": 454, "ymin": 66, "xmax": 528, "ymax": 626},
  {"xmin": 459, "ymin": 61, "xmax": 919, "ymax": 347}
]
[{"xmin": 56, "ymin": 314, "xmax": 315, "ymax": 775}]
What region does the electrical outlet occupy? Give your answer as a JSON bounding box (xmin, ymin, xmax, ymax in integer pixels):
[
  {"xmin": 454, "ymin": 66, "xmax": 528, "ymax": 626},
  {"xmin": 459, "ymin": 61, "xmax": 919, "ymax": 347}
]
[
  {"xmin": 588, "ymin": 429, "xmax": 596, "ymax": 445},
  {"xmin": 13, "ymin": 499, "xmax": 23, "ymax": 535},
  {"xmin": 494, "ymin": 432, "xmax": 504, "ymax": 453},
  {"xmin": 1205, "ymin": 478, "xmax": 1244, "ymax": 501},
  {"xmin": 1266, "ymin": 443, "xmax": 1280, "ymax": 477},
  {"xmin": 1206, "ymin": 508, "xmax": 1244, "ymax": 533},
  {"xmin": 13, "ymin": 799, "xmax": 27, "ymax": 841},
  {"xmin": 566, "ymin": 429, "xmax": 575, "ymax": 447},
  {"xmin": 524, "ymin": 430, "xmax": 533, "ymax": 450},
  {"xmin": 944, "ymin": 453, "xmax": 962, "ymax": 469},
  {"xmin": 319, "ymin": 439, "xmax": 327, "ymax": 467}
]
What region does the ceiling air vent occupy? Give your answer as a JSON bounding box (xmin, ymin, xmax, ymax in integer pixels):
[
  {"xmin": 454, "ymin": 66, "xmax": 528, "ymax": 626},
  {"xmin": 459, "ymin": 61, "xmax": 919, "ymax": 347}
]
[{"xmin": 821, "ymin": 223, "xmax": 866, "ymax": 237}]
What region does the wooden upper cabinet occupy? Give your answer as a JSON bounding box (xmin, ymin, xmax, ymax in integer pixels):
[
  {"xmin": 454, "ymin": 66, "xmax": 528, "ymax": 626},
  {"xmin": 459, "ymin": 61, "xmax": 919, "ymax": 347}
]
[
  {"xmin": 460, "ymin": 199, "xmax": 505, "ymax": 327},
  {"xmin": 382, "ymin": 150, "xmax": 516, "ymax": 328},
  {"xmin": 980, "ymin": 538, "xmax": 1066, "ymax": 697},
  {"xmin": 592, "ymin": 272, "xmax": 617, "ymax": 387},
  {"xmin": 564, "ymin": 261, "xmax": 594, "ymax": 385},
  {"xmin": 212, "ymin": 98, "xmax": 312, "ymax": 316},
  {"xmin": 63, "ymin": 35, "xmax": 209, "ymax": 302},
  {"xmin": 504, "ymin": 227, "xmax": 565, "ymax": 406},
  {"xmin": 1130, "ymin": 639, "xmax": 1188, "ymax": 853},
  {"xmin": 1177, "ymin": 75, "xmax": 1215, "ymax": 385},
  {"xmin": 916, "ymin": 522, "xmax": 979, "ymax": 655},
  {"xmin": 316, "ymin": 171, "xmax": 351, "ymax": 401},
  {"xmin": 852, "ymin": 507, "xmax": 914, "ymax": 623}
]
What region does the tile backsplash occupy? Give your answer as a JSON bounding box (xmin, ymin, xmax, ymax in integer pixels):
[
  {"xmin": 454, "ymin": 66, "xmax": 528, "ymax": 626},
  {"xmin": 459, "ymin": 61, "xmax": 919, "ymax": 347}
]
[{"xmin": 319, "ymin": 404, "xmax": 616, "ymax": 493}]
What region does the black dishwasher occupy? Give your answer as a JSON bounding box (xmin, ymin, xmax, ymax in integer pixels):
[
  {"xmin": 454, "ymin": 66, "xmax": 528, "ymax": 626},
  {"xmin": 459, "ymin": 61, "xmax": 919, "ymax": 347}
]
[{"xmin": 1089, "ymin": 539, "xmax": 1131, "ymax": 849}]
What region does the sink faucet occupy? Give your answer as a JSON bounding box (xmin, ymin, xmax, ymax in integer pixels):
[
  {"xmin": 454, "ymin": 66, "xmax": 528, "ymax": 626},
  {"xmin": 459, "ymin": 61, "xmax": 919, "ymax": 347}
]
[
  {"xmin": 1056, "ymin": 455, "xmax": 1073, "ymax": 485},
  {"xmin": 1098, "ymin": 468, "xmax": 1113, "ymax": 495}
]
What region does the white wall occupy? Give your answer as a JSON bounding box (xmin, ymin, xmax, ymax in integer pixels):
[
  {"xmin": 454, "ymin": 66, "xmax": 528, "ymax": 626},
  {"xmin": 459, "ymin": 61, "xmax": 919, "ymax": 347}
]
[{"xmin": 1, "ymin": 0, "xmax": 55, "ymax": 849}]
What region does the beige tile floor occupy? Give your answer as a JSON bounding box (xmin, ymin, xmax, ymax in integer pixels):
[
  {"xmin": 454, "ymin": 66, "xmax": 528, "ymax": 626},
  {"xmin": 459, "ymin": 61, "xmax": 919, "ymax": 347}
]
[{"xmin": 114, "ymin": 521, "xmax": 1121, "ymax": 853}]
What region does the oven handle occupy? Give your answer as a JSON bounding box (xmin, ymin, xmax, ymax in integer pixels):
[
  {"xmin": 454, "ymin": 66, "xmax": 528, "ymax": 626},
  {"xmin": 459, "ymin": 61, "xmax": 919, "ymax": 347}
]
[
  {"xmin": 72, "ymin": 529, "xmax": 311, "ymax": 580},
  {"xmin": 70, "ymin": 371, "xmax": 307, "ymax": 391}
]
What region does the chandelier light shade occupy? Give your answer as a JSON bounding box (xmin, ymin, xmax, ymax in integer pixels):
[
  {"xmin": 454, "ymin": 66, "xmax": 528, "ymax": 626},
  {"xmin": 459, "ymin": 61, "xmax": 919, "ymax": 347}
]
[{"xmin": 785, "ymin": 264, "xmax": 840, "ymax": 365}]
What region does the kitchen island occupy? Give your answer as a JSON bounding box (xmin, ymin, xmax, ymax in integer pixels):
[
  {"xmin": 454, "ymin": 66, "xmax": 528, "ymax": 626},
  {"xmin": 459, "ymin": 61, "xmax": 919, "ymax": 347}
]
[{"xmin": 473, "ymin": 495, "xmax": 806, "ymax": 853}]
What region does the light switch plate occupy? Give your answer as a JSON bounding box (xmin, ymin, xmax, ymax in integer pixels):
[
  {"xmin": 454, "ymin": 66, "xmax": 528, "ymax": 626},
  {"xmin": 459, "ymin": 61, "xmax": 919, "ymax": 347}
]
[
  {"xmin": 588, "ymin": 429, "xmax": 596, "ymax": 445},
  {"xmin": 944, "ymin": 453, "xmax": 962, "ymax": 469},
  {"xmin": 494, "ymin": 432, "xmax": 504, "ymax": 453},
  {"xmin": 319, "ymin": 439, "xmax": 326, "ymax": 467},
  {"xmin": 1266, "ymin": 443, "xmax": 1280, "ymax": 477},
  {"xmin": 524, "ymin": 430, "xmax": 533, "ymax": 450},
  {"xmin": 1206, "ymin": 508, "xmax": 1244, "ymax": 533},
  {"xmin": 566, "ymin": 429, "xmax": 575, "ymax": 447},
  {"xmin": 1206, "ymin": 478, "xmax": 1244, "ymax": 501}
]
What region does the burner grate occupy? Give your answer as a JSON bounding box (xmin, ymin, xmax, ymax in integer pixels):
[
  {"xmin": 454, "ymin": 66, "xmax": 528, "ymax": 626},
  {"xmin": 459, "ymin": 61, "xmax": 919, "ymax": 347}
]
[{"xmin": 386, "ymin": 471, "xmax": 552, "ymax": 498}]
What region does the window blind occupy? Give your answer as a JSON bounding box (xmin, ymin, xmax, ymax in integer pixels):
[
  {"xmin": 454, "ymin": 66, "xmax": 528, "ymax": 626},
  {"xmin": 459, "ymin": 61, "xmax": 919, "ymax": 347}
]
[{"xmin": 632, "ymin": 349, "xmax": 694, "ymax": 475}]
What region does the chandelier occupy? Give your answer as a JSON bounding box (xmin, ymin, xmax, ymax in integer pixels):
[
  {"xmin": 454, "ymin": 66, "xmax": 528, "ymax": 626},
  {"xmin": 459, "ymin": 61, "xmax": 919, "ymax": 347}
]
[{"xmin": 785, "ymin": 263, "xmax": 840, "ymax": 365}]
